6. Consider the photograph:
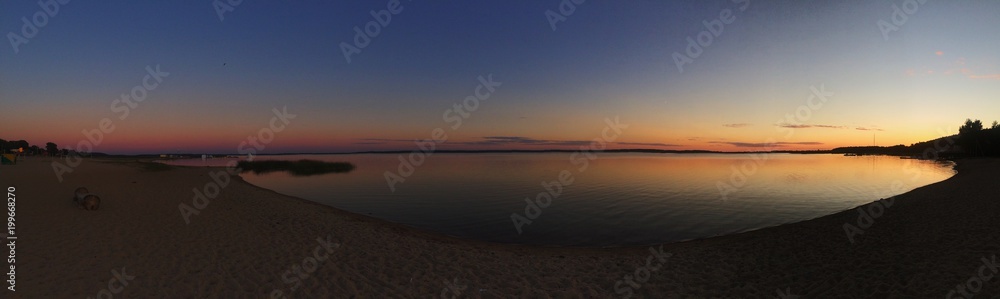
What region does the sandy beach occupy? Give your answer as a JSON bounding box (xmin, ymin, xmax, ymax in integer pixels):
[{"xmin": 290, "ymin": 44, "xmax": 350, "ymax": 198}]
[{"xmin": 3, "ymin": 157, "xmax": 999, "ymax": 298}]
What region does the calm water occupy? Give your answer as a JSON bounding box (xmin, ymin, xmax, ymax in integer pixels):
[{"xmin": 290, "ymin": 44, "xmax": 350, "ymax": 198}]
[{"xmin": 164, "ymin": 153, "xmax": 955, "ymax": 246}]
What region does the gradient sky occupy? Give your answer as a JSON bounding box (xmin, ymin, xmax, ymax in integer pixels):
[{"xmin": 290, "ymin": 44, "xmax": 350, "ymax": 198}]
[{"xmin": 2, "ymin": 1, "xmax": 999, "ymax": 154}]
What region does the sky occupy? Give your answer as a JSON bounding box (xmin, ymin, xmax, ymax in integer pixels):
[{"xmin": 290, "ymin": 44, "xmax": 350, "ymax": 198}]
[{"xmin": 1, "ymin": 0, "xmax": 999, "ymax": 154}]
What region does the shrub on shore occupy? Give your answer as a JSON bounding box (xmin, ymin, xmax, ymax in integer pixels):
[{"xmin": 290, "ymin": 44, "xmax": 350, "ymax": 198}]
[{"xmin": 236, "ymin": 159, "xmax": 355, "ymax": 176}]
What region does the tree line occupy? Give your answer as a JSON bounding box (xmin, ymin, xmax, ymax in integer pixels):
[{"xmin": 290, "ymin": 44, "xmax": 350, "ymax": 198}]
[
  {"xmin": 958, "ymin": 119, "xmax": 1000, "ymax": 156},
  {"xmin": 0, "ymin": 139, "xmax": 71, "ymax": 156},
  {"xmin": 831, "ymin": 119, "xmax": 1000, "ymax": 157}
]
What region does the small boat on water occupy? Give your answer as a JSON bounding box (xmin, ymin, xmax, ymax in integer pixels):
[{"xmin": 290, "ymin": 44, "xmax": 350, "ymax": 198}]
[{"xmin": 844, "ymin": 153, "xmax": 859, "ymax": 156}]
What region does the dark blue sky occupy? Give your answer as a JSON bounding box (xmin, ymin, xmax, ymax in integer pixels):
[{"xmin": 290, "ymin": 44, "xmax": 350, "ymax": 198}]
[{"xmin": 2, "ymin": 1, "xmax": 999, "ymax": 153}]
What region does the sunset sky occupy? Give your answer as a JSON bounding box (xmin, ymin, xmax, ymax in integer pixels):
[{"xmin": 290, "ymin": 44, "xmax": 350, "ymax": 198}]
[{"xmin": 2, "ymin": 1, "xmax": 999, "ymax": 154}]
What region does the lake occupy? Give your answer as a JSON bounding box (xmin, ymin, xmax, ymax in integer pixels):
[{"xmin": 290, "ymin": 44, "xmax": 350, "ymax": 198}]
[{"xmin": 163, "ymin": 153, "xmax": 956, "ymax": 246}]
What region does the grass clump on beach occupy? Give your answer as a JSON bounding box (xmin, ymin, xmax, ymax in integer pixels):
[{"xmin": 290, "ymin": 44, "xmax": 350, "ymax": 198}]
[{"xmin": 237, "ymin": 159, "xmax": 355, "ymax": 176}]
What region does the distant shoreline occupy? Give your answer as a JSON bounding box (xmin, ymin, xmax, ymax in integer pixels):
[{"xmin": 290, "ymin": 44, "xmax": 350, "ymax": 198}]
[
  {"xmin": 88, "ymin": 148, "xmax": 839, "ymax": 158},
  {"xmin": 18, "ymin": 133, "xmax": 968, "ymax": 158}
]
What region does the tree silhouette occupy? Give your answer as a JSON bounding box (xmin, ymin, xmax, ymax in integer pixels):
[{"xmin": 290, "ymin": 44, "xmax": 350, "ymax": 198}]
[
  {"xmin": 46, "ymin": 142, "xmax": 59, "ymax": 156},
  {"xmin": 988, "ymin": 121, "xmax": 1000, "ymax": 156},
  {"xmin": 958, "ymin": 119, "xmax": 984, "ymax": 156},
  {"xmin": 12, "ymin": 140, "xmax": 28, "ymax": 151},
  {"xmin": 957, "ymin": 119, "xmax": 1000, "ymax": 156},
  {"xmin": 960, "ymin": 119, "xmax": 983, "ymax": 132},
  {"xmin": 0, "ymin": 139, "xmax": 28, "ymax": 153}
]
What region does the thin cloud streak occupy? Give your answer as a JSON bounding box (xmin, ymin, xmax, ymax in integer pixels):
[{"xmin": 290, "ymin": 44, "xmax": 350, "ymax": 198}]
[
  {"xmin": 709, "ymin": 141, "xmax": 824, "ymax": 148},
  {"xmin": 456, "ymin": 136, "xmax": 679, "ymax": 147},
  {"xmin": 775, "ymin": 124, "xmax": 847, "ymax": 129},
  {"xmin": 968, "ymin": 74, "xmax": 1000, "ymax": 80},
  {"xmin": 354, "ymin": 137, "xmax": 679, "ymax": 148},
  {"xmin": 615, "ymin": 142, "xmax": 681, "ymax": 147}
]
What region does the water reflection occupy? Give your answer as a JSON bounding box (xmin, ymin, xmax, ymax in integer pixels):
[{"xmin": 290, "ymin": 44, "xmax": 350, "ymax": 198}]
[{"xmin": 162, "ymin": 153, "xmax": 955, "ymax": 246}]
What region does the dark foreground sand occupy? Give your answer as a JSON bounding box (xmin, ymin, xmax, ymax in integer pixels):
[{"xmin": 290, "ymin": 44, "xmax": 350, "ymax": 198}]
[{"xmin": 2, "ymin": 157, "xmax": 999, "ymax": 298}]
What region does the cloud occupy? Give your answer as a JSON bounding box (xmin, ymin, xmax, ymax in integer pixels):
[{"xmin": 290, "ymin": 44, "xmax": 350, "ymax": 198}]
[
  {"xmin": 471, "ymin": 136, "xmax": 586, "ymax": 146},
  {"xmin": 357, "ymin": 137, "xmax": 680, "ymax": 148},
  {"xmin": 910, "ymin": 57, "xmax": 998, "ymax": 80},
  {"xmin": 709, "ymin": 141, "xmax": 824, "ymax": 148},
  {"xmin": 722, "ymin": 123, "xmax": 752, "ymax": 128},
  {"xmin": 775, "ymin": 124, "xmax": 846, "ymax": 129},
  {"xmin": 779, "ymin": 124, "xmax": 888, "ymax": 131},
  {"xmin": 615, "ymin": 142, "xmax": 681, "ymax": 147},
  {"xmin": 354, "ymin": 138, "xmax": 414, "ymax": 144},
  {"xmin": 778, "ymin": 124, "xmax": 812, "ymax": 129},
  {"xmin": 945, "ymin": 67, "xmax": 974, "ymax": 76},
  {"xmin": 968, "ymin": 74, "xmax": 1000, "ymax": 80},
  {"xmin": 454, "ymin": 136, "xmax": 679, "ymax": 147},
  {"xmin": 477, "ymin": 136, "xmax": 550, "ymax": 144}
]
